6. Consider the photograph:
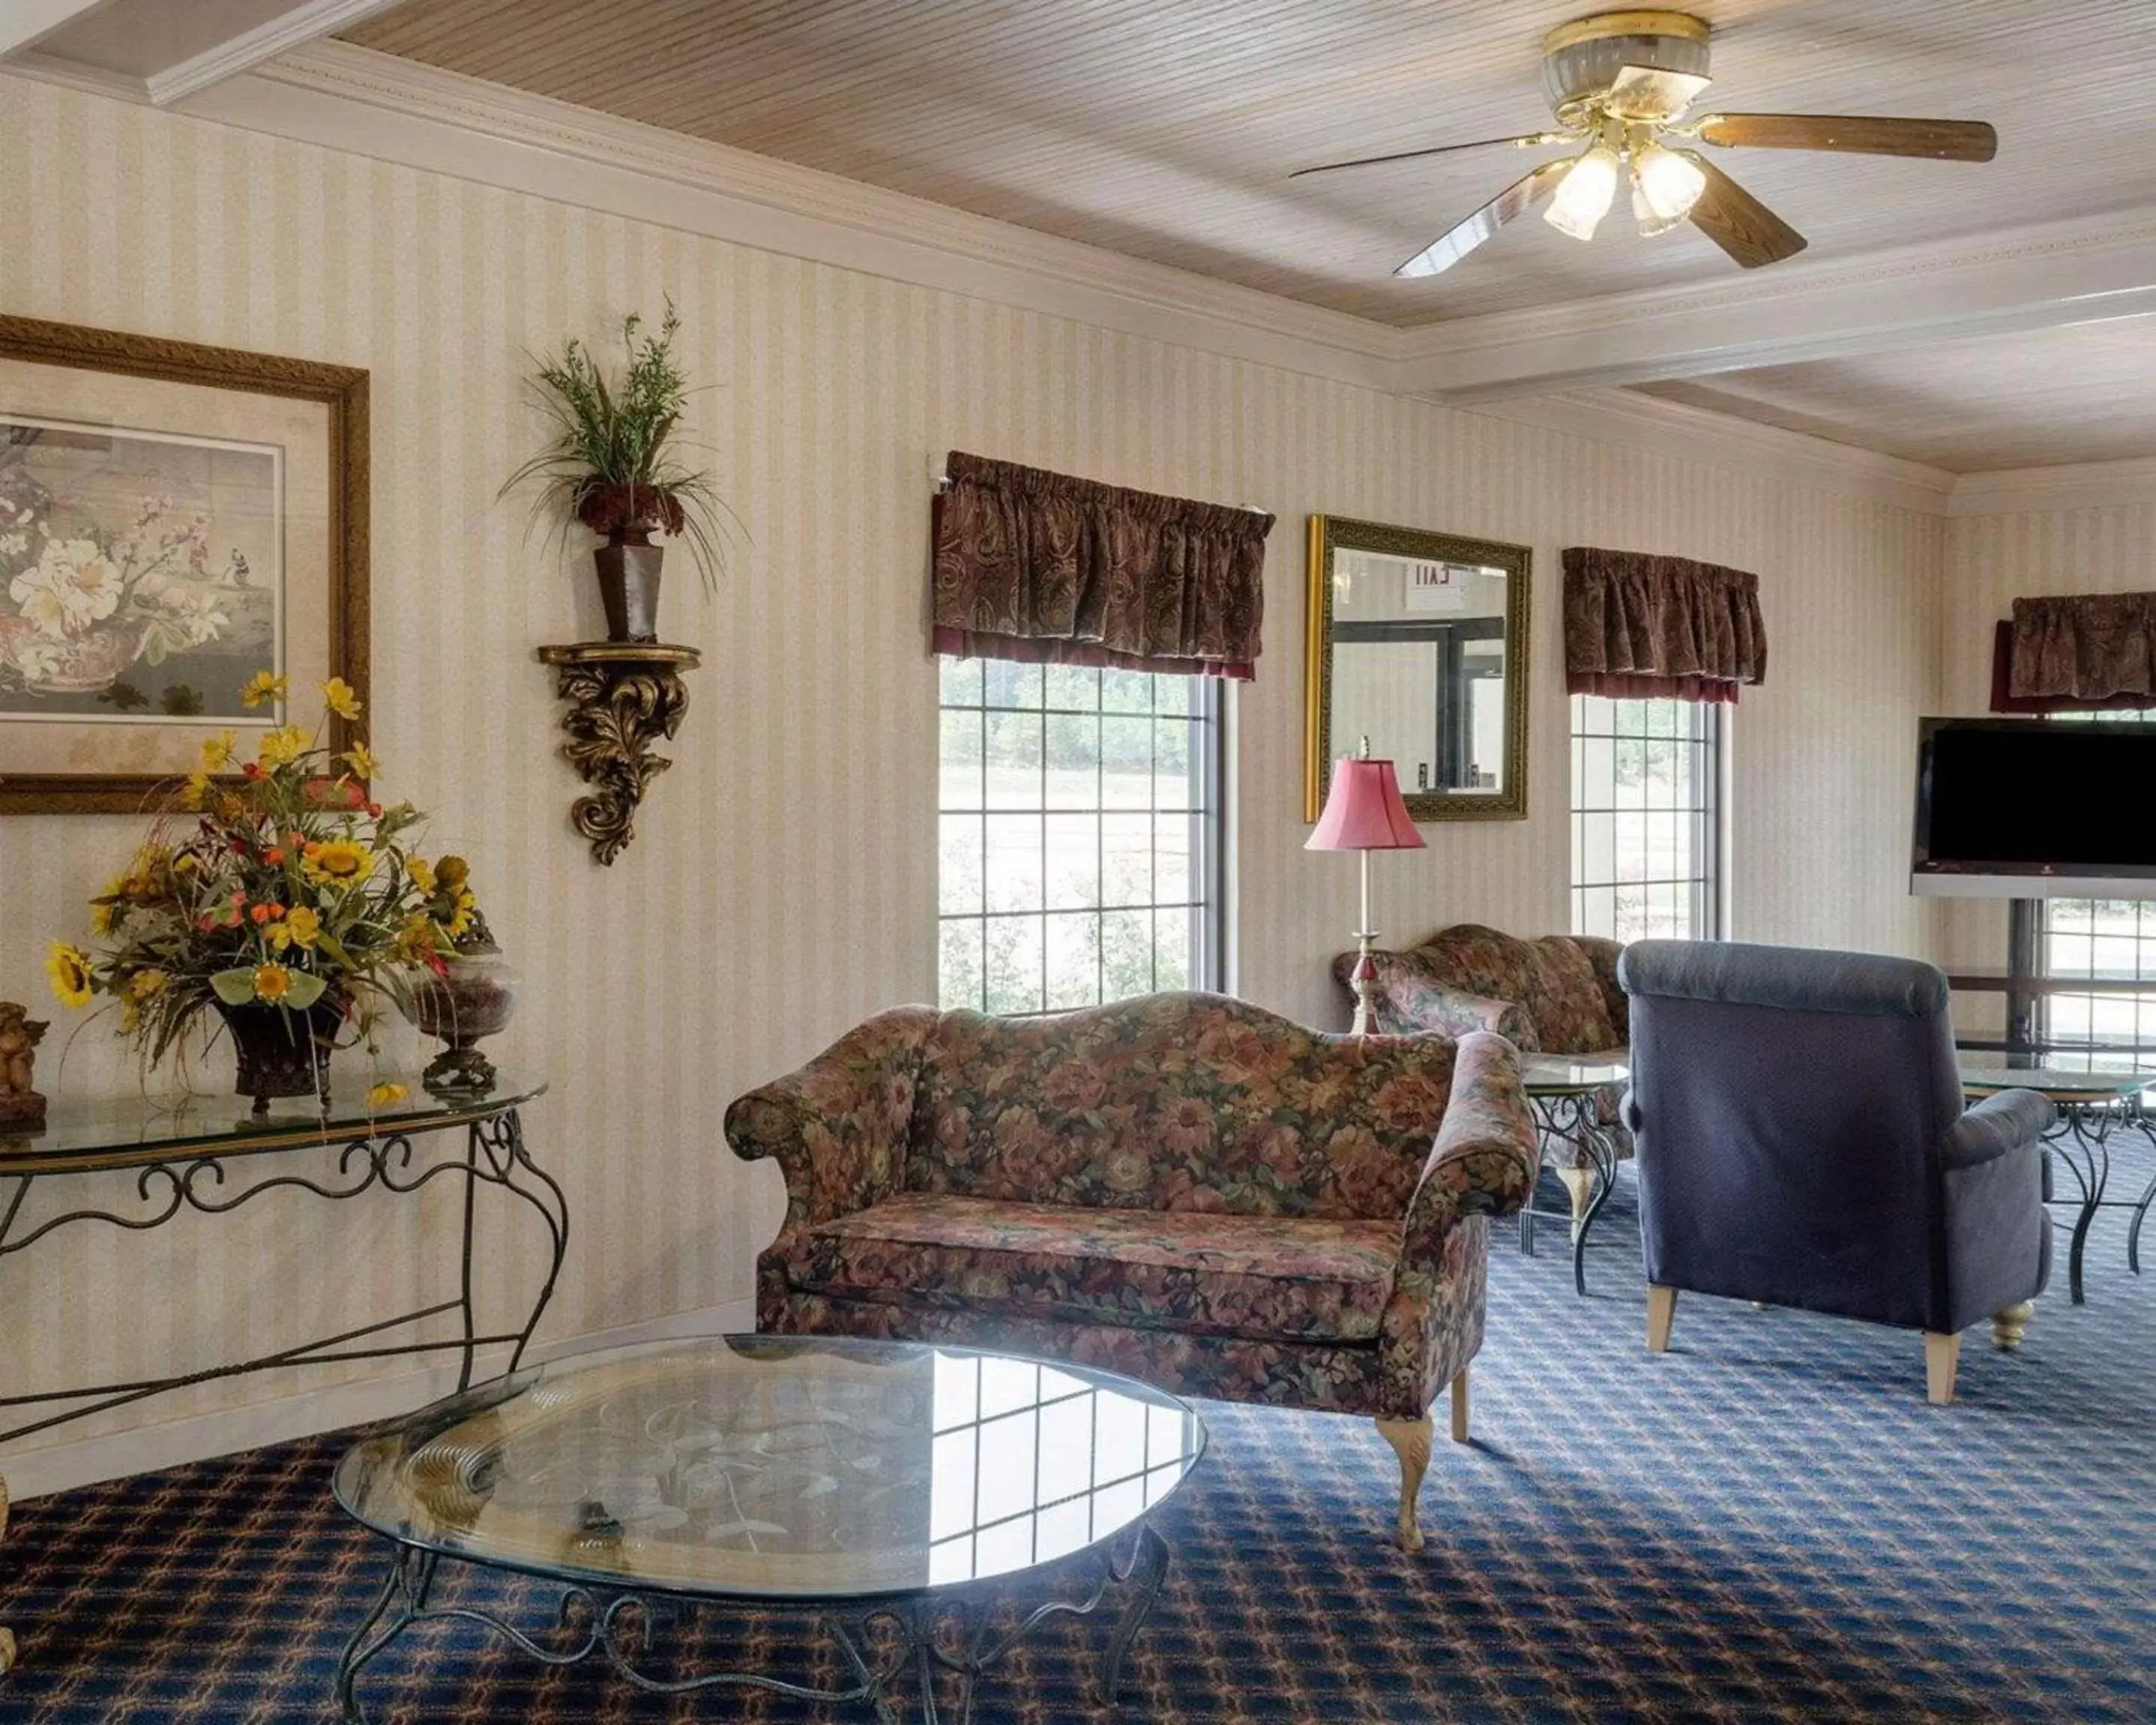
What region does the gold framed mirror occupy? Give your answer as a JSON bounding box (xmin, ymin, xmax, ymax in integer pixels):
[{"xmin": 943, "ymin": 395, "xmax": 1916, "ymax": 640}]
[{"xmin": 1304, "ymin": 515, "xmax": 1532, "ymax": 823}]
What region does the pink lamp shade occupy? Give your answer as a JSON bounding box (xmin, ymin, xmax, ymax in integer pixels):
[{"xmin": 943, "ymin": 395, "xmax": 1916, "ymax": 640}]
[{"xmin": 1306, "ymin": 757, "xmax": 1425, "ymax": 852}]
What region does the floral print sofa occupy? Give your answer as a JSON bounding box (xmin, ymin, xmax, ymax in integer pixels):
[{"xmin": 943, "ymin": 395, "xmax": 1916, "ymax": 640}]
[
  {"xmin": 1338, "ymin": 923, "xmax": 1630, "ymax": 1224},
  {"xmin": 725, "ymin": 992, "xmax": 1538, "ymax": 1551}
]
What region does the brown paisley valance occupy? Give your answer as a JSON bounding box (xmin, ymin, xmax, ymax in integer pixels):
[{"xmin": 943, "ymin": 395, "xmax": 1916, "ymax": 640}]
[
  {"xmin": 1997, "ymin": 592, "xmax": 2156, "ymax": 711},
  {"xmin": 1562, "ymin": 547, "xmax": 1766, "ymax": 705},
  {"xmin": 931, "ymin": 451, "xmax": 1273, "ymax": 681}
]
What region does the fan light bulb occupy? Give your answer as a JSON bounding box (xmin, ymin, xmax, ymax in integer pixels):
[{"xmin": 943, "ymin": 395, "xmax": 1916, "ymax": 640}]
[
  {"xmin": 1632, "ymin": 142, "xmax": 1708, "ymax": 235},
  {"xmin": 1543, "ymin": 144, "xmax": 1621, "ymax": 242}
]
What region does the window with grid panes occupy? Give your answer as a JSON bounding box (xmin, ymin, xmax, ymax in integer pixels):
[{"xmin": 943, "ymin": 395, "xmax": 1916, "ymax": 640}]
[
  {"xmin": 1569, "ymin": 695, "xmax": 1722, "ymax": 943},
  {"xmin": 2040, "ymin": 711, "xmax": 2156, "ymax": 1071},
  {"xmin": 938, "ymin": 657, "xmax": 1222, "ymax": 1015}
]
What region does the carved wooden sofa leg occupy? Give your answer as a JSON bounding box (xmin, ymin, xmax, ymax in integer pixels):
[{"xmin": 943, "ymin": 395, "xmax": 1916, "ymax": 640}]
[
  {"xmin": 1375, "ymin": 1369, "xmax": 1470, "ymax": 1554},
  {"xmin": 1991, "ymin": 1300, "xmax": 2034, "ymax": 1351}
]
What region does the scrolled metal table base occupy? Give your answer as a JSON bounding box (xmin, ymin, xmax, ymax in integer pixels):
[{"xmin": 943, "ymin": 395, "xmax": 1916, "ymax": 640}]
[
  {"xmin": 1517, "ymin": 1090, "xmax": 1622, "ymax": 1296},
  {"xmin": 337, "ymin": 1524, "xmax": 1172, "ymax": 1725}
]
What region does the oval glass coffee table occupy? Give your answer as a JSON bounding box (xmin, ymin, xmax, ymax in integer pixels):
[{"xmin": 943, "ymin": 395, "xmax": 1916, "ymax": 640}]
[{"xmin": 332, "ymin": 1336, "xmax": 1205, "ymax": 1724}]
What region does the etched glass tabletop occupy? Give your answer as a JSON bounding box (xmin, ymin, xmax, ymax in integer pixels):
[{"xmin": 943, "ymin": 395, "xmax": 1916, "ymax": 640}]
[
  {"xmin": 1958, "ymin": 1063, "xmax": 2156, "ymax": 1102},
  {"xmin": 1520, "ymin": 1050, "xmax": 1630, "ymax": 1093},
  {"xmin": 333, "ymin": 1336, "xmax": 1208, "ymax": 1603},
  {"xmin": 0, "ymin": 1068, "xmax": 546, "ymax": 1175}
]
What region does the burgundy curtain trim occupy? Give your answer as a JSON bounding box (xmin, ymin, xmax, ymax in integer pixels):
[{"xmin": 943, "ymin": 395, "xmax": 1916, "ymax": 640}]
[
  {"xmin": 1567, "ymin": 671, "xmax": 1742, "ymax": 705},
  {"xmin": 1991, "ymin": 619, "xmax": 2155, "ymax": 714},
  {"xmin": 931, "ymin": 625, "xmax": 1254, "ymax": 682},
  {"xmin": 2006, "ymin": 592, "xmax": 2156, "ymax": 703}
]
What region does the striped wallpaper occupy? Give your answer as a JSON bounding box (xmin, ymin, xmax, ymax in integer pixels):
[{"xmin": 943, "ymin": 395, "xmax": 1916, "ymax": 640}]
[{"xmin": 0, "ymin": 73, "xmax": 1945, "ymax": 1482}]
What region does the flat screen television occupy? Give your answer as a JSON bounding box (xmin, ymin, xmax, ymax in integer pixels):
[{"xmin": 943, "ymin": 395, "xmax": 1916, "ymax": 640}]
[{"xmin": 1912, "ymin": 717, "xmax": 2156, "ymax": 898}]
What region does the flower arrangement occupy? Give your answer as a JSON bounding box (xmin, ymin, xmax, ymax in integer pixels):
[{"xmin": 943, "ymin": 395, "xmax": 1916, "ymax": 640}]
[
  {"xmin": 502, "ymin": 298, "xmax": 734, "ymax": 591},
  {"xmin": 0, "ymin": 436, "xmax": 251, "ymax": 700},
  {"xmin": 46, "ymin": 672, "xmax": 480, "ymax": 1098}
]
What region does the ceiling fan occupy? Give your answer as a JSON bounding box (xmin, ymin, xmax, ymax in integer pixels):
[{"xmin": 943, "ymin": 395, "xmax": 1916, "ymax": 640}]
[{"xmin": 1292, "ymin": 9, "xmax": 1997, "ymax": 279}]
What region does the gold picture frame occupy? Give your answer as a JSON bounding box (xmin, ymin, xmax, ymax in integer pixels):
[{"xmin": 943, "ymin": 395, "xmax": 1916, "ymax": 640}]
[
  {"xmin": 0, "ymin": 314, "xmax": 368, "ymax": 815},
  {"xmin": 1304, "ymin": 514, "xmax": 1532, "ymax": 824}
]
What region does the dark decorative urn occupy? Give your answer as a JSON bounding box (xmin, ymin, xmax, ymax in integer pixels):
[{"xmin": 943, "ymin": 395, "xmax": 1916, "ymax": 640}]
[
  {"xmin": 217, "ymin": 999, "xmax": 344, "ymax": 1112},
  {"xmin": 594, "ymin": 525, "xmax": 663, "ymax": 644},
  {"xmin": 409, "ymin": 911, "xmax": 520, "ymax": 1095}
]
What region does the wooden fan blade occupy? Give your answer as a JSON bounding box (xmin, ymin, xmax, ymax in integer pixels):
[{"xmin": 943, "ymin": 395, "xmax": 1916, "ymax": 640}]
[
  {"xmin": 1684, "ymin": 153, "xmax": 1808, "ymax": 269},
  {"xmin": 1292, "ymin": 132, "xmax": 1574, "ymax": 179},
  {"xmin": 1395, "ymin": 160, "xmax": 1574, "ymax": 279},
  {"xmin": 1694, "ymin": 113, "xmax": 1997, "ymax": 161}
]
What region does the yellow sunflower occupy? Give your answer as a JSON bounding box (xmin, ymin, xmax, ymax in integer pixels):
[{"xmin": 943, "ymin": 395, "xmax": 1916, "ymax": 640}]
[
  {"xmin": 344, "ymin": 742, "xmax": 380, "ymax": 780},
  {"xmin": 267, "ymin": 905, "xmax": 323, "ymax": 952},
  {"xmin": 303, "ymin": 838, "xmax": 374, "ymax": 886},
  {"xmin": 47, "ymin": 942, "xmax": 94, "ymax": 1008},
  {"xmin": 240, "ymin": 670, "xmax": 288, "ymax": 711},
  {"xmin": 252, "ymin": 963, "xmax": 293, "ymax": 1003},
  {"xmin": 258, "ymin": 725, "xmax": 309, "ymax": 769},
  {"xmin": 321, "ymin": 678, "xmax": 362, "ymax": 721},
  {"xmin": 200, "ymin": 729, "xmax": 237, "ymax": 772},
  {"xmin": 395, "ymin": 912, "xmax": 442, "ymax": 964},
  {"xmin": 404, "ymin": 855, "xmax": 436, "ymax": 895}
]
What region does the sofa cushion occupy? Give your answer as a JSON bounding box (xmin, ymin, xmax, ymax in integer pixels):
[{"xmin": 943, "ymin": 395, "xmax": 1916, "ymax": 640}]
[{"xmin": 788, "ymin": 1193, "xmax": 1401, "ymax": 1343}]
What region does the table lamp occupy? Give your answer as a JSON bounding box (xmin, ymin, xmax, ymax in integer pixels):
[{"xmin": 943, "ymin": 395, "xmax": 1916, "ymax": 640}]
[{"xmin": 1306, "ymin": 743, "xmax": 1424, "ymax": 1035}]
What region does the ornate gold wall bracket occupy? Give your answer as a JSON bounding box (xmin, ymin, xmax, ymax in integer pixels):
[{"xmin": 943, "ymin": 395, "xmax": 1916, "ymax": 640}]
[{"xmin": 536, "ymin": 643, "xmax": 701, "ymax": 865}]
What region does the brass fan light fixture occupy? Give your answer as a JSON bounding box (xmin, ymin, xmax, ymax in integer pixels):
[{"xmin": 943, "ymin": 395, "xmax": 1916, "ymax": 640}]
[{"xmin": 1292, "ymin": 10, "xmax": 1997, "ymax": 278}]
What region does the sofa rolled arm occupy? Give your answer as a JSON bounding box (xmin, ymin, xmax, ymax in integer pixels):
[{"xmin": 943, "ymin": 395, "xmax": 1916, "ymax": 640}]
[
  {"xmin": 1402, "ymin": 1030, "xmax": 1539, "ymax": 1270},
  {"xmin": 724, "ymin": 1006, "xmax": 940, "ymax": 1232},
  {"xmin": 1942, "ymin": 1087, "xmax": 2054, "ymax": 1172}
]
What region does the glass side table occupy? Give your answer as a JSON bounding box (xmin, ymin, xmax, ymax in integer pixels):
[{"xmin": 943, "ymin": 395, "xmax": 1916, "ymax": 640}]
[
  {"xmin": 1515, "ymin": 1052, "xmax": 1631, "ymax": 1297},
  {"xmin": 1959, "ymin": 1062, "xmax": 2156, "ymax": 1304},
  {"xmin": 332, "ymin": 1336, "xmax": 1205, "ymax": 1723}
]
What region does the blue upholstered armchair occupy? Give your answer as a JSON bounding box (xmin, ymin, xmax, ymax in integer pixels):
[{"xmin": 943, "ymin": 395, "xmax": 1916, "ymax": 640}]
[{"xmin": 1617, "ymin": 940, "xmax": 2053, "ymax": 1405}]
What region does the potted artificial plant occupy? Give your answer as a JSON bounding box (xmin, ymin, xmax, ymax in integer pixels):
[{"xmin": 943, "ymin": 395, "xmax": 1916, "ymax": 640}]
[{"xmin": 505, "ymin": 300, "xmax": 731, "ymax": 642}]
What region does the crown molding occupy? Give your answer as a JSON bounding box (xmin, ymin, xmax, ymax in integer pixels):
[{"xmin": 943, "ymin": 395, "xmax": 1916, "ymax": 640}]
[
  {"xmin": 1468, "ymin": 389, "xmax": 1958, "ymax": 514},
  {"xmin": 146, "ymin": 0, "xmax": 405, "ymax": 106},
  {"xmin": 157, "ymin": 42, "xmax": 1407, "ymax": 392},
  {"xmin": 1398, "ymin": 207, "xmax": 2156, "ymax": 401},
  {"xmin": 7, "ymin": 45, "xmax": 145, "ymax": 101},
  {"xmin": 1947, "ymin": 455, "xmax": 2156, "ymax": 518}
]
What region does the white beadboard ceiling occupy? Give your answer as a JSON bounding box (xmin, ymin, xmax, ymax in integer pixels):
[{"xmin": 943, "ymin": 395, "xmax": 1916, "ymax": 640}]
[
  {"xmin": 1636, "ymin": 317, "xmax": 2156, "ymax": 472},
  {"xmin": 336, "ymin": 0, "xmax": 2156, "ymax": 326}
]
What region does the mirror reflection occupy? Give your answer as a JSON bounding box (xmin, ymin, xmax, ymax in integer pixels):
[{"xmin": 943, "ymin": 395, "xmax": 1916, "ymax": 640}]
[{"xmin": 1306, "ymin": 518, "xmax": 1531, "ymax": 822}]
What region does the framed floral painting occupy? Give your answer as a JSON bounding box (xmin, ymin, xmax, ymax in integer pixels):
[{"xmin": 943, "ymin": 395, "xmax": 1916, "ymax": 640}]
[{"xmin": 0, "ymin": 314, "xmax": 368, "ymax": 813}]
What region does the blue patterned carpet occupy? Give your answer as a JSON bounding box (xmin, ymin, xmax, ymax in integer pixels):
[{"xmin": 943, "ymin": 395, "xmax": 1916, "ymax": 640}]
[{"xmin": 4, "ymin": 1159, "xmax": 2154, "ymax": 1724}]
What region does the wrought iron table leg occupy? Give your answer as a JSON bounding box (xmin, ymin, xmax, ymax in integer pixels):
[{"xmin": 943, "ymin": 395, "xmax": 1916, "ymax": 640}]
[
  {"xmin": 1571, "ymin": 1121, "xmax": 1620, "ymax": 1298},
  {"xmin": 2130, "ymin": 1169, "xmax": 2156, "ymax": 1276},
  {"xmin": 1100, "ymin": 1523, "xmax": 1171, "ymax": 1705},
  {"xmin": 2050, "ymin": 1108, "xmax": 2110, "ymax": 1306},
  {"xmin": 456, "ymin": 1125, "xmax": 480, "ymax": 1393}
]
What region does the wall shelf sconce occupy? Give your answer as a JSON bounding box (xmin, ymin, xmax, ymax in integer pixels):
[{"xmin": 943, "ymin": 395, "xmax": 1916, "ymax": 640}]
[{"xmin": 535, "ymin": 642, "xmax": 701, "ymax": 865}]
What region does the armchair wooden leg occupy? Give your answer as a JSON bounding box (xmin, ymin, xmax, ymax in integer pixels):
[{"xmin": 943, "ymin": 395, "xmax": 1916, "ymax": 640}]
[
  {"xmin": 1645, "ymin": 1284, "xmax": 1678, "ymax": 1353},
  {"xmin": 1559, "ymin": 1166, "xmax": 1595, "ymax": 1238},
  {"xmin": 1449, "ymin": 1368, "xmax": 1470, "ymax": 1444},
  {"xmin": 1991, "ymin": 1300, "xmax": 2035, "ymax": 1352},
  {"xmin": 1924, "ymin": 1331, "xmax": 1961, "ymax": 1405},
  {"xmin": 1374, "ymin": 1414, "xmax": 1434, "ymax": 1554}
]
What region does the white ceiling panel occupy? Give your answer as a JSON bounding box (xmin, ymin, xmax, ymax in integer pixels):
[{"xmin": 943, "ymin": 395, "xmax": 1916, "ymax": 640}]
[
  {"xmin": 1634, "ymin": 317, "xmax": 2156, "ymax": 472},
  {"xmin": 340, "ymin": 0, "xmax": 2156, "ymax": 327}
]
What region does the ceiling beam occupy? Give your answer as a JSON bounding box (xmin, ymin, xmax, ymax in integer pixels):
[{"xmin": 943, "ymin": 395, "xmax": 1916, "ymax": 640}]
[
  {"xmin": 0, "ymin": 0, "xmax": 116, "ymax": 58},
  {"xmin": 1397, "ymin": 209, "xmax": 2156, "ymax": 402},
  {"xmin": 147, "ymin": 0, "xmax": 404, "ymax": 106}
]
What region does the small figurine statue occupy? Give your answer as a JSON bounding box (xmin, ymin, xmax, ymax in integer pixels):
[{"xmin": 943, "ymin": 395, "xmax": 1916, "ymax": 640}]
[{"xmin": 0, "ymin": 1002, "xmax": 47, "ymax": 1130}]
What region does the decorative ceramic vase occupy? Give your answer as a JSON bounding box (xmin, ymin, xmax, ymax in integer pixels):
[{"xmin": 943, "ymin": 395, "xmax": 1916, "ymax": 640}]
[
  {"xmin": 408, "ymin": 921, "xmax": 520, "ymax": 1095},
  {"xmin": 594, "ymin": 526, "xmax": 663, "ymax": 643},
  {"xmin": 216, "ymin": 998, "xmax": 343, "ymax": 1111}
]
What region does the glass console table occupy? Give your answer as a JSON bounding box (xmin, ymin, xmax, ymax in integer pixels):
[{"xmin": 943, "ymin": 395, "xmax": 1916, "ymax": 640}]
[
  {"xmin": 0, "ymin": 1071, "xmax": 561, "ymax": 1676},
  {"xmin": 1959, "ymin": 1062, "xmax": 2155, "ymax": 1305}
]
